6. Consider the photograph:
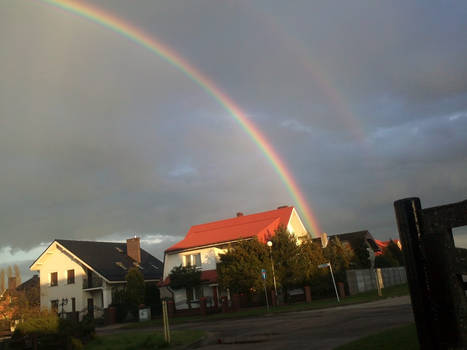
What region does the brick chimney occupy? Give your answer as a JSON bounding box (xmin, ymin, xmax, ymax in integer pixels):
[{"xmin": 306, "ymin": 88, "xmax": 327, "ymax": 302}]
[
  {"xmin": 126, "ymin": 237, "xmax": 141, "ymax": 263},
  {"xmin": 8, "ymin": 276, "xmax": 17, "ymax": 291},
  {"xmin": 236, "ymin": 212, "xmax": 243, "ymax": 217}
]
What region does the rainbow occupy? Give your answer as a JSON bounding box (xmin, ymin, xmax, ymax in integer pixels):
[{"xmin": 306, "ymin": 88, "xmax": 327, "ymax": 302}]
[{"xmin": 37, "ymin": 0, "xmax": 322, "ymax": 237}]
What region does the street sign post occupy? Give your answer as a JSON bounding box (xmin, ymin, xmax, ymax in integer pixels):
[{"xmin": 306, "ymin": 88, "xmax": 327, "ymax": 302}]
[
  {"xmin": 318, "ymin": 262, "xmax": 340, "ymax": 303},
  {"xmin": 261, "ymin": 268, "xmax": 269, "ymax": 311}
]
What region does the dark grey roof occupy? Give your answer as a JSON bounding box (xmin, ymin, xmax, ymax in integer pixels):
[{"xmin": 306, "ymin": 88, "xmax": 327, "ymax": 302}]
[
  {"xmin": 16, "ymin": 275, "xmax": 39, "ymax": 292},
  {"xmin": 313, "ymin": 230, "xmax": 380, "ymax": 251},
  {"xmin": 56, "ymin": 239, "xmax": 163, "ymax": 282},
  {"xmin": 332, "ymin": 230, "xmax": 380, "ymax": 251}
]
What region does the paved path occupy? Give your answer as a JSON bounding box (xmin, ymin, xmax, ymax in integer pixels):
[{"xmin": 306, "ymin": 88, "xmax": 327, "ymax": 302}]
[{"xmin": 177, "ymin": 296, "xmax": 413, "ymax": 349}]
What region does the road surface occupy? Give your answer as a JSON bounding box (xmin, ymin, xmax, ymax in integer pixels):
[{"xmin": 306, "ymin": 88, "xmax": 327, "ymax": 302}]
[{"xmin": 176, "ymin": 296, "xmax": 413, "ymax": 349}]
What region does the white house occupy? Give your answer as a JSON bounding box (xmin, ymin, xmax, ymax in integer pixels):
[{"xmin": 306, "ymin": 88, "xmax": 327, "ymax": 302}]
[
  {"xmin": 30, "ymin": 237, "xmax": 163, "ymax": 319},
  {"xmin": 160, "ymin": 206, "xmax": 310, "ymax": 310}
]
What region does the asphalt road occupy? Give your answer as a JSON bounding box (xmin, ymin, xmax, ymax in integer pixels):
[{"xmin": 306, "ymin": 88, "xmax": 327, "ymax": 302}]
[{"xmin": 175, "ymin": 296, "xmax": 413, "ymax": 349}]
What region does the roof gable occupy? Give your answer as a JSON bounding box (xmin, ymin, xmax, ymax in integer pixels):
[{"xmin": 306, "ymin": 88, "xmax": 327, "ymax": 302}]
[
  {"xmin": 31, "ymin": 239, "xmax": 163, "ymax": 282},
  {"xmin": 166, "ymin": 206, "xmax": 294, "ymax": 252}
]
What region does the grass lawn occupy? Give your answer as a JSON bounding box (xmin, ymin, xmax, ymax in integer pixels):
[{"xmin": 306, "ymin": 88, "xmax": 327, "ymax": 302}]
[
  {"xmin": 122, "ymin": 284, "xmax": 409, "ymax": 330},
  {"xmin": 85, "ymin": 329, "xmax": 205, "ymax": 350},
  {"xmin": 334, "ymin": 323, "xmax": 418, "ymax": 350}
]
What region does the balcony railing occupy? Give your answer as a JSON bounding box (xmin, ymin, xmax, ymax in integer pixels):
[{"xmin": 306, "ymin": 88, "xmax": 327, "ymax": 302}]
[{"xmin": 82, "ymin": 273, "xmax": 103, "ymax": 289}]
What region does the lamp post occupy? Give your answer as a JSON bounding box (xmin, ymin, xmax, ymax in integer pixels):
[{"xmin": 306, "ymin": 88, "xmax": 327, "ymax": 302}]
[{"xmin": 267, "ymin": 241, "xmax": 278, "ymax": 298}]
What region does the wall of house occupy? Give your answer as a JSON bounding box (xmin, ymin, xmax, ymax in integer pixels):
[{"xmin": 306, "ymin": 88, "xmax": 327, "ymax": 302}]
[
  {"xmin": 36, "ymin": 243, "xmax": 87, "ymax": 316},
  {"xmin": 163, "ymin": 246, "xmax": 227, "ymax": 310},
  {"xmin": 287, "ymin": 208, "xmax": 309, "ymax": 240},
  {"xmin": 172, "ymin": 285, "xmax": 217, "ymax": 310},
  {"xmin": 163, "ymin": 246, "xmax": 227, "ymax": 279}
]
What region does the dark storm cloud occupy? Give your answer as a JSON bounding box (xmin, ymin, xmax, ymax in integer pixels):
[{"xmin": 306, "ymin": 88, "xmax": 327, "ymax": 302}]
[{"xmin": 1, "ymin": 0, "xmax": 466, "ymax": 277}]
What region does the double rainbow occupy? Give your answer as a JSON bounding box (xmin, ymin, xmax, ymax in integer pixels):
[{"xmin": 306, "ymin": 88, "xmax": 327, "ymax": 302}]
[{"xmin": 38, "ymin": 0, "xmax": 322, "ymax": 237}]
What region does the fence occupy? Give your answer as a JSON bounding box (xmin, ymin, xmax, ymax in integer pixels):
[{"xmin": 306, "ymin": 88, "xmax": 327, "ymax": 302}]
[
  {"xmin": 346, "ymin": 266, "xmax": 407, "ymax": 295},
  {"xmin": 394, "ymin": 197, "xmax": 467, "ymax": 349}
]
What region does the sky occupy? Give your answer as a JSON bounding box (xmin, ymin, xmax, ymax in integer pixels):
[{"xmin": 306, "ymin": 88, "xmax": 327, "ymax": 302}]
[{"xmin": 1, "ymin": 0, "xmax": 467, "ymax": 281}]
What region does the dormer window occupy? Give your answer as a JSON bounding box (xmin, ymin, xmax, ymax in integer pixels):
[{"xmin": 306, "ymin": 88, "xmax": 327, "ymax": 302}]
[
  {"xmin": 183, "ymin": 253, "xmax": 201, "ymax": 267},
  {"xmin": 115, "ymin": 262, "xmax": 127, "ymax": 270},
  {"xmin": 115, "ymin": 247, "xmax": 123, "ymax": 253}
]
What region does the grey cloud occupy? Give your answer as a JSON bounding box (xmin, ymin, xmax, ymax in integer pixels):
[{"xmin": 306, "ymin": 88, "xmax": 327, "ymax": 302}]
[{"xmin": 0, "ymin": 0, "xmax": 466, "ymax": 262}]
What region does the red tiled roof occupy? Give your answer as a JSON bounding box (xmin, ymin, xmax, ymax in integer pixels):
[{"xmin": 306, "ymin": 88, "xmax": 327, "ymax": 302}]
[
  {"xmin": 159, "ymin": 269, "xmax": 218, "ymax": 287},
  {"xmin": 374, "ymin": 239, "xmax": 401, "ymax": 250},
  {"xmin": 166, "ymin": 206, "xmax": 294, "ymax": 253}
]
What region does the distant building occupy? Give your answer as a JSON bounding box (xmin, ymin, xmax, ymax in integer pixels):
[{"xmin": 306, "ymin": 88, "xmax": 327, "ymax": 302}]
[
  {"xmin": 30, "ymin": 237, "xmax": 163, "ymax": 319},
  {"xmin": 159, "ymin": 206, "xmax": 310, "ymax": 310},
  {"xmin": 16, "ymin": 275, "xmax": 40, "ymax": 308},
  {"xmin": 374, "ymin": 239, "xmax": 402, "ymax": 254},
  {"xmin": 319, "ymin": 230, "xmax": 381, "ymax": 254}
]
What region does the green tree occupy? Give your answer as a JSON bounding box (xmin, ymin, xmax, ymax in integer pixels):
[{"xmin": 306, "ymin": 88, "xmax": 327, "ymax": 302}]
[
  {"xmin": 351, "ymin": 238, "xmax": 371, "ymax": 269},
  {"xmin": 375, "ymin": 241, "xmax": 403, "ymax": 267},
  {"xmin": 144, "ymin": 282, "xmax": 161, "ymax": 315},
  {"xmin": 125, "ymin": 268, "xmax": 145, "ymax": 315},
  {"xmin": 323, "ymin": 237, "xmax": 354, "ymax": 282},
  {"xmin": 169, "ymin": 265, "xmax": 202, "ymax": 308},
  {"xmin": 298, "ymin": 238, "xmax": 331, "ymax": 297},
  {"xmin": 298, "ymin": 238, "xmax": 327, "ymax": 282},
  {"xmin": 217, "ymin": 239, "xmax": 270, "ymax": 294},
  {"xmin": 169, "ymin": 265, "xmax": 201, "ymax": 290},
  {"xmin": 268, "ymin": 225, "xmax": 304, "ymax": 290}
]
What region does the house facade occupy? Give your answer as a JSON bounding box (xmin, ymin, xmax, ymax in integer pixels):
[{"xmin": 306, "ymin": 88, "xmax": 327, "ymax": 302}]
[
  {"xmin": 30, "ymin": 237, "xmax": 163, "ymax": 320},
  {"xmin": 160, "ymin": 206, "xmax": 310, "ymax": 310}
]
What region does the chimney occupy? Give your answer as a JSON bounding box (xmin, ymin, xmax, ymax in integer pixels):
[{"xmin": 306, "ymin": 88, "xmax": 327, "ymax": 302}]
[
  {"xmin": 126, "ymin": 237, "xmax": 141, "ymax": 263},
  {"xmin": 277, "ymin": 205, "xmax": 289, "ymax": 209},
  {"xmin": 8, "ymin": 276, "xmax": 17, "ymax": 291},
  {"xmin": 236, "ymin": 212, "xmax": 244, "ymax": 217}
]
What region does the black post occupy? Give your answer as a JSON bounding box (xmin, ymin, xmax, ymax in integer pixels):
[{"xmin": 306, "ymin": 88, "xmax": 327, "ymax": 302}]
[{"xmin": 394, "ymin": 198, "xmax": 437, "ymax": 349}]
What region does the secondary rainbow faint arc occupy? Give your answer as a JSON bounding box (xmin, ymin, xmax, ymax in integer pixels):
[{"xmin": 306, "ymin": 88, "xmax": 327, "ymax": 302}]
[{"xmin": 39, "ymin": 0, "xmax": 322, "ymax": 237}]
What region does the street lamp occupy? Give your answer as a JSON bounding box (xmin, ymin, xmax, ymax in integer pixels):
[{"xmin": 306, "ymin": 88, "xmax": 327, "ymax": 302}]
[{"xmin": 267, "ymin": 241, "xmax": 278, "ymax": 298}]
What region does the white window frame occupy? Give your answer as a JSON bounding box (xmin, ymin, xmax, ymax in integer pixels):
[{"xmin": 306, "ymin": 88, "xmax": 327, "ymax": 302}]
[{"xmin": 183, "ymin": 253, "xmax": 201, "ymax": 267}]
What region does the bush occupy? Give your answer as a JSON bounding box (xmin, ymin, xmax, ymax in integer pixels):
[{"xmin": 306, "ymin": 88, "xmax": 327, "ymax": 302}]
[{"xmin": 11, "ymin": 312, "xmax": 95, "ymax": 349}]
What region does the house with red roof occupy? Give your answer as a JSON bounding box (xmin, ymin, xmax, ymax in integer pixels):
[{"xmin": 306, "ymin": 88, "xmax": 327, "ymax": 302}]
[{"xmin": 160, "ymin": 206, "xmax": 310, "ymax": 310}]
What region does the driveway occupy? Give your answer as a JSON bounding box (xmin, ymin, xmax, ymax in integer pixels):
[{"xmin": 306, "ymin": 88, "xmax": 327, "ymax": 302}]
[{"xmin": 176, "ymin": 296, "xmax": 413, "ymax": 349}]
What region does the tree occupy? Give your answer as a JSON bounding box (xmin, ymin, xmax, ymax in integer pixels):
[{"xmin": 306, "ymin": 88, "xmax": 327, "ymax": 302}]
[
  {"xmin": 323, "ymin": 237, "xmax": 354, "ymax": 282},
  {"xmin": 169, "ymin": 265, "xmax": 201, "ymax": 290},
  {"xmin": 169, "ymin": 265, "xmax": 202, "ymax": 308},
  {"xmin": 268, "ymin": 225, "xmax": 305, "ymax": 290},
  {"xmin": 351, "ymin": 238, "xmax": 371, "ymax": 269},
  {"xmin": 298, "ymin": 238, "xmax": 327, "ymax": 282},
  {"xmin": 125, "ymin": 268, "xmax": 145, "ymax": 316},
  {"xmin": 14, "ymin": 265, "xmax": 21, "ymax": 286},
  {"xmin": 375, "ymin": 241, "xmax": 404, "ymax": 267},
  {"xmin": 298, "ymin": 238, "xmax": 331, "ymax": 297},
  {"xmin": 217, "ymin": 239, "xmax": 270, "ymax": 294}
]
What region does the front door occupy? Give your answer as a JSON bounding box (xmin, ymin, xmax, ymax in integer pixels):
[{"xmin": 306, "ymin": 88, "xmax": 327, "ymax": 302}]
[{"xmin": 87, "ymin": 298, "xmax": 94, "ymax": 319}]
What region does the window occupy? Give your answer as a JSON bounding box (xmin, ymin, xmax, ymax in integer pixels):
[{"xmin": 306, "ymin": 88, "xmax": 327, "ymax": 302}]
[
  {"xmin": 51, "ymin": 300, "xmax": 59, "ymax": 314},
  {"xmin": 183, "ymin": 253, "xmax": 201, "ymax": 267},
  {"xmin": 50, "ymin": 272, "xmax": 58, "ymax": 286},
  {"xmin": 186, "ymin": 286, "xmax": 204, "ymax": 301},
  {"xmin": 67, "ymin": 269, "xmax": 75, "ymax": 284}
]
